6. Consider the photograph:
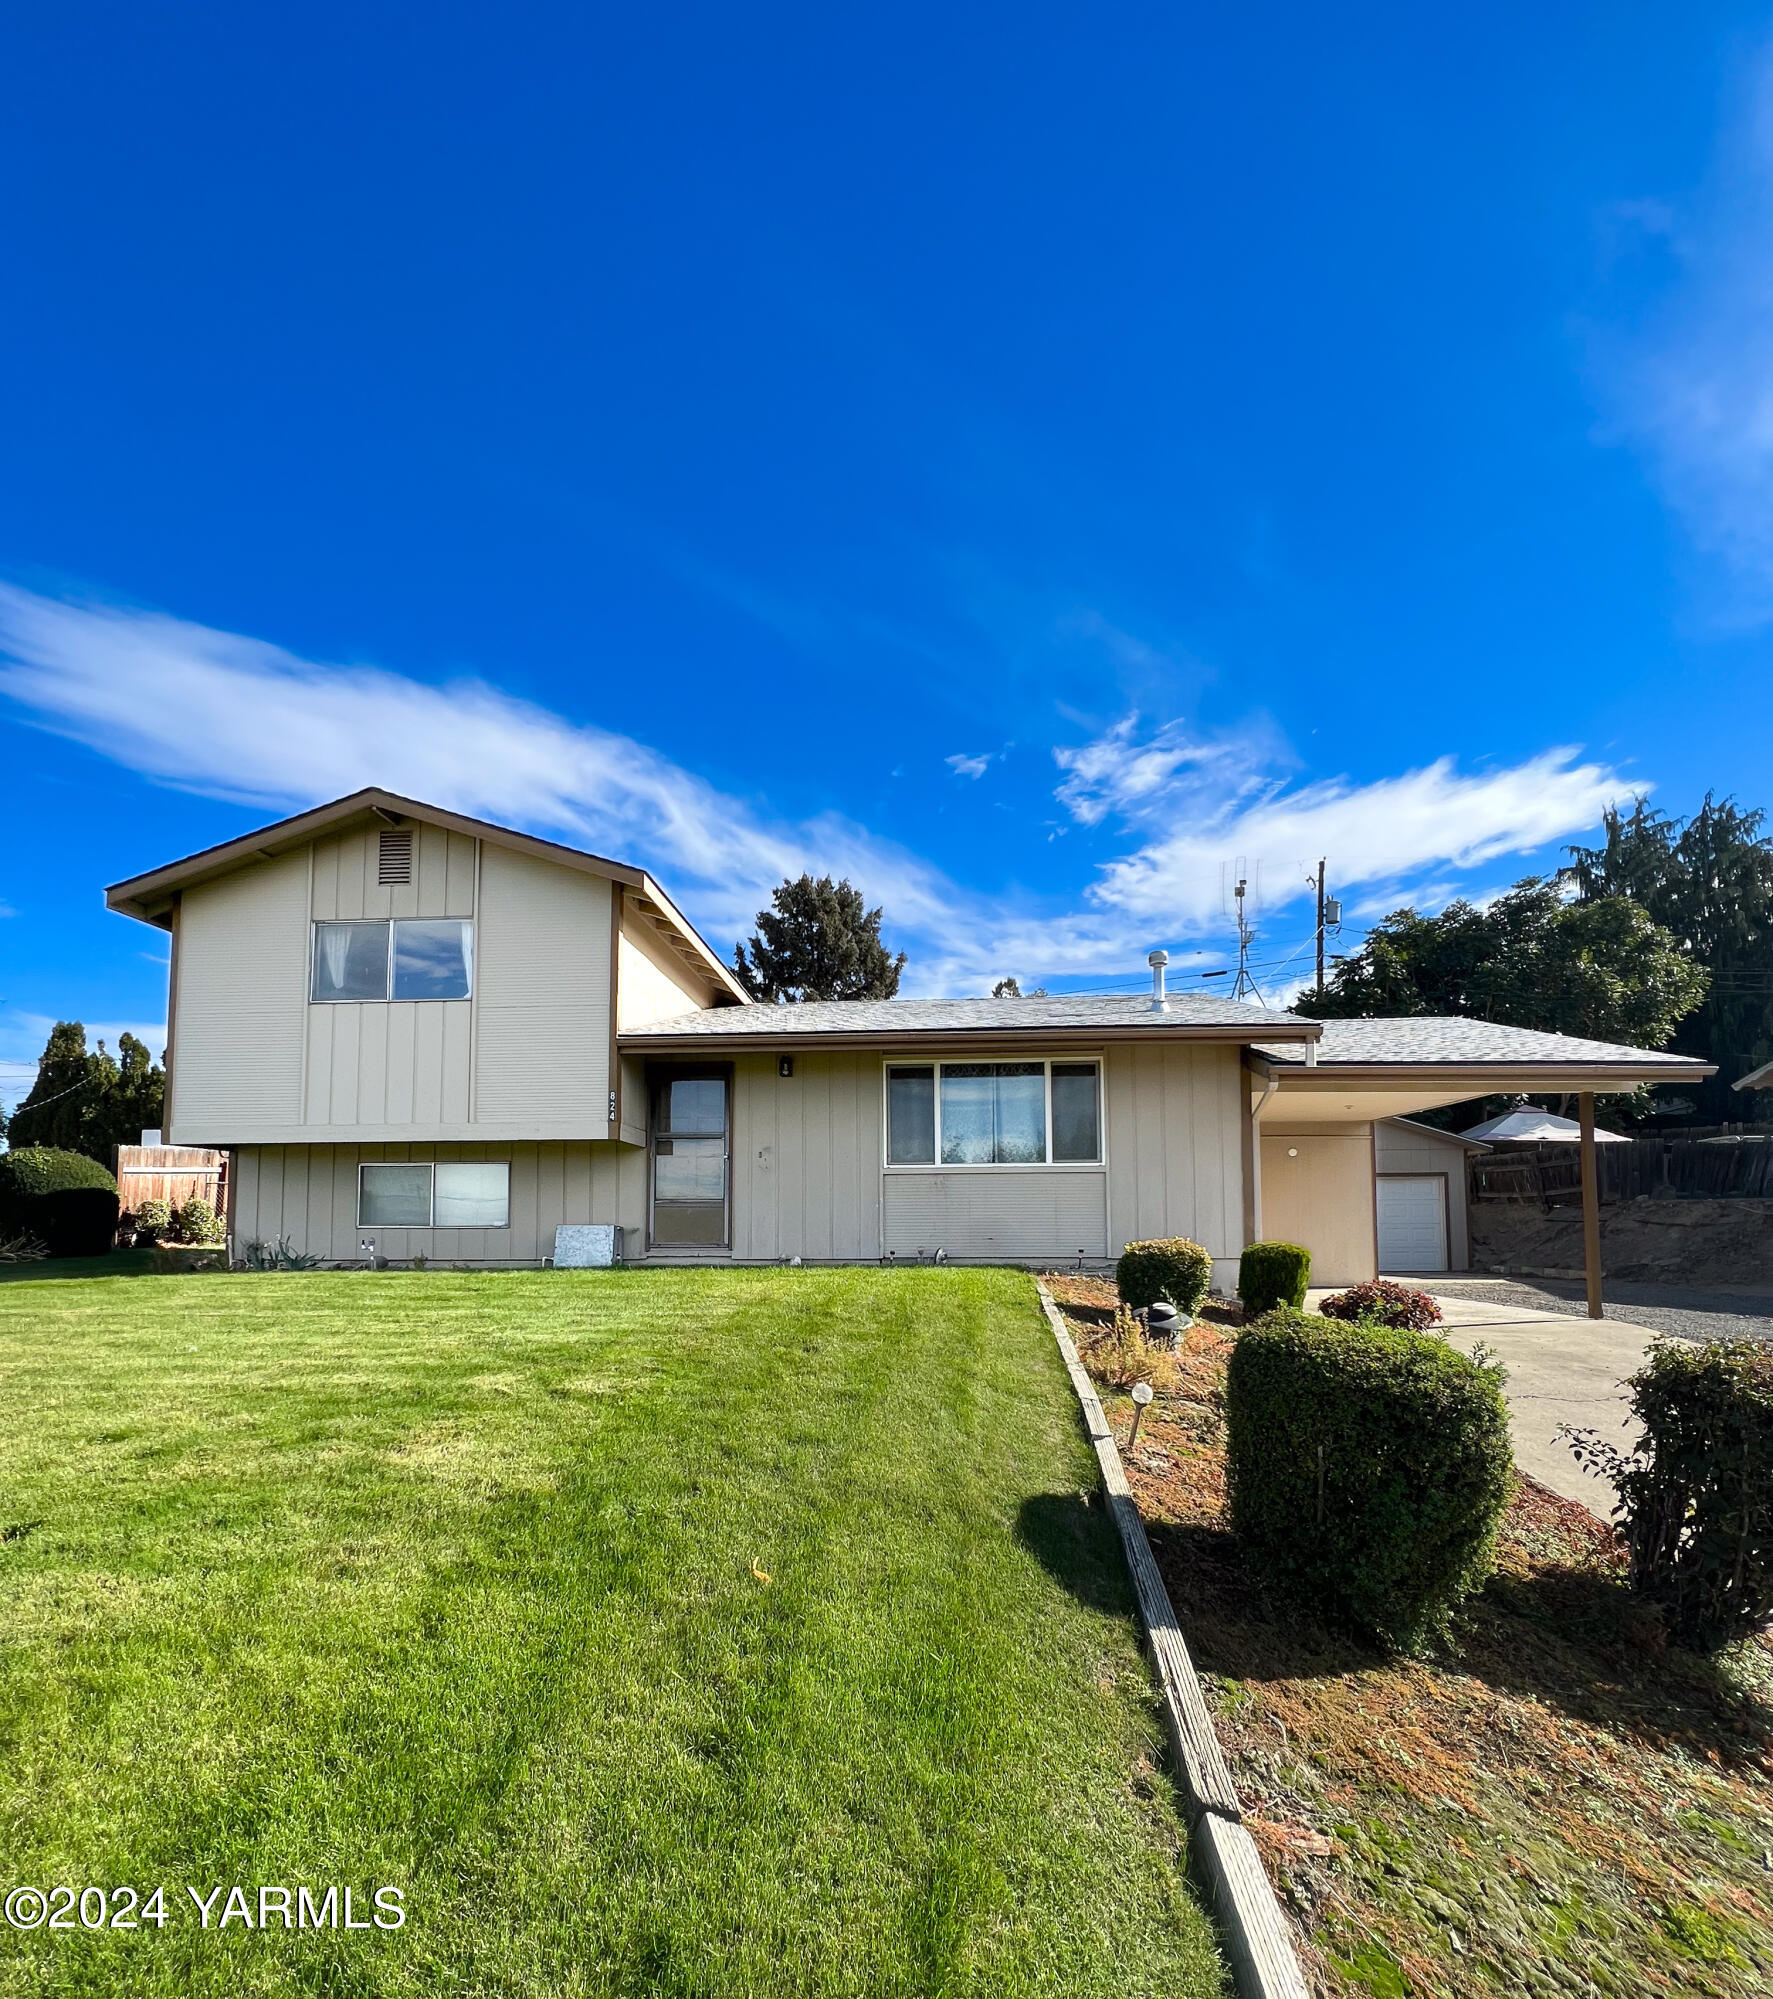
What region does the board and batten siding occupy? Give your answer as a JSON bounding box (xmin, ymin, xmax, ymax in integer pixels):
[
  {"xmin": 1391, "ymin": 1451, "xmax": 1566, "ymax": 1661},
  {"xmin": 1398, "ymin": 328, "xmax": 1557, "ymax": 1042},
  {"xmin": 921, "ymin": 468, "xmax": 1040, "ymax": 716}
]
[
  {"xmin": 170, "ymin": 854, "xmax": 308, "ymax": 1133},
  {"xmin": 729, "ymin": 1052, "xmax": 883, "ymax": 1260},
  {"xmin": 231, "ymin": 1141, "xmax": 646, "ymax": 1264},
  {"xmin": 883, "ymin": 1169, "xmax": 1107, "ymax": 1261},
  {"xmin": 1104, "ymin": 1042, "xmax": 1246, "ymax": 1286},
  {"xmin": 464, "ymin": 843, "xmax": 613, "ymax": 1131},
  {"xmin": 1259, "ymin": 1125, "xmax": 1378, "ymax": 1287}
]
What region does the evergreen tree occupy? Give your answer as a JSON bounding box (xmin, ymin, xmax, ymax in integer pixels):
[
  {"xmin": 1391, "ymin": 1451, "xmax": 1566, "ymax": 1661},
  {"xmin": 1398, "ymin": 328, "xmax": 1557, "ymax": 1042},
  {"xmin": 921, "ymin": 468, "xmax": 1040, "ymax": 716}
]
[
  {"xmin": 3, "ymin": 1021, "xmax": 165, "ymax": 1162},
  {"xmin": 732, "ymin": 876, "xmax": 906, "ymax": 1002}
]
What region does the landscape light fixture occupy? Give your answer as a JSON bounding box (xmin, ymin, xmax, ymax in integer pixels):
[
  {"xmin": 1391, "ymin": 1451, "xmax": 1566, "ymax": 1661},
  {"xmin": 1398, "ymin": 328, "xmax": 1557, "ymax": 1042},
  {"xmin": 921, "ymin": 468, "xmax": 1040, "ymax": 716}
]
[{"xmin": 1127, "ymin": 1380, "xmax": 1155, "ymax": 1452}]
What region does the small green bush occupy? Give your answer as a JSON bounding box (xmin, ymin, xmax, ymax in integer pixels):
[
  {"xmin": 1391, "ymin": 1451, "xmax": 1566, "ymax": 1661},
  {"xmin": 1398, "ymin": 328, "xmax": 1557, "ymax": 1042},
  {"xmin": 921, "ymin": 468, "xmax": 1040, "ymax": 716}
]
[
  {"xmin": 1116, "ymin": 1237, "xmax": 1214, "ymax": 1315},
  {"xmin": 1564, "ymin": 1340, "xmax": 1773, "ymax": 1651},
  {"xmin": 0, "ymin": 1147, "xmax": 120, "ymax": 1258},
  {"xmin": 128, "ymin": 1198, "xmax": 173, "ymax": 1245},
  {"xmin": 1226, "ymin": 1309, "xmax": 1513, "ymax": 1651},
  {"xmin": 1320, "ymin": 1279, "xmax": 1442, "ymax": 1331},
  {"xmin": 1237, "ymin": 1241, "xmax": 1310, "ymax": 1317},
  {"xmin": 172, "ymin": 1197, "xmax": 225, "ymax": 1245}
]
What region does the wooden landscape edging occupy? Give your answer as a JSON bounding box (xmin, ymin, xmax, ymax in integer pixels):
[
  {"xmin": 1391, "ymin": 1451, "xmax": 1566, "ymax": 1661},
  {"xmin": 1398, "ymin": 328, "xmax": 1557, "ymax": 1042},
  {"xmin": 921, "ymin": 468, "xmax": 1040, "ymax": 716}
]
[{"xmin": 1035, "ymin": 1281, "xmax": 1310, "ymax": 1999}]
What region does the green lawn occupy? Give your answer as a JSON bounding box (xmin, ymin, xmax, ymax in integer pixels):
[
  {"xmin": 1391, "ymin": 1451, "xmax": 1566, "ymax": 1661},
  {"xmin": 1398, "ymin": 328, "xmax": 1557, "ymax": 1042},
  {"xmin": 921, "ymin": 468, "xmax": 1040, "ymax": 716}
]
[{"xmin": 0, "ymin": 1266, "xmax": 1225, "ymax": 1998}]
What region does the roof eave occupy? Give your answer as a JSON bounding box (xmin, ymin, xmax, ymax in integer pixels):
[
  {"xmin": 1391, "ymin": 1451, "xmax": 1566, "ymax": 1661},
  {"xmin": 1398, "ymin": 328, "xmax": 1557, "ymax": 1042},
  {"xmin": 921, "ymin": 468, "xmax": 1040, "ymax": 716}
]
[
  {"xmin": 618, "ymin": 1021, "xmax": 1321, "ymax": 1053},
  {"xmin": 1269, "ymin": 1059, "xmax": 1716, "ymax": 1088}
]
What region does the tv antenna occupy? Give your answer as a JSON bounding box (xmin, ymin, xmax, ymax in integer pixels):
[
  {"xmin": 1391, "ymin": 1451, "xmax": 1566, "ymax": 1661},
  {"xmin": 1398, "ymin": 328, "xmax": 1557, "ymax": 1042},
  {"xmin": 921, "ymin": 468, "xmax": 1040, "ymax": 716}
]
[{"xmin": 1223, "ymin": 861, "xmax": 1263, "ymax": 1001}]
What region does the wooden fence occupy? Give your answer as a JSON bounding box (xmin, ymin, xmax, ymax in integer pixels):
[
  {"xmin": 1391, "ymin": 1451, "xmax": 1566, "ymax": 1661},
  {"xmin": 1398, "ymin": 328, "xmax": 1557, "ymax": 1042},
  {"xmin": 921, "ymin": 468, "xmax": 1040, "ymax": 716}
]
[
  {"xmin": 115, "ymin": 1145, "xmax": 228, "ymax": 1212},
  {"xmin": 1470, "ymin": 1128, "xmax": 1773, "ymax": 1206}
]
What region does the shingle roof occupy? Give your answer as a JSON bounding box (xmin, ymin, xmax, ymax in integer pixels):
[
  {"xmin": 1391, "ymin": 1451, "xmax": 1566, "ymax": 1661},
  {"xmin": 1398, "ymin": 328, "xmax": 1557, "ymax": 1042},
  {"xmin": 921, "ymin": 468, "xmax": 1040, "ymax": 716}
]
[
  {"xmin": 1253, "ymin": 1016, "xmax": 1712, "ymax": 1070},
  {"xmin": 623, "ymin": 991, "xmax": 1315, "ymax": 1041}
]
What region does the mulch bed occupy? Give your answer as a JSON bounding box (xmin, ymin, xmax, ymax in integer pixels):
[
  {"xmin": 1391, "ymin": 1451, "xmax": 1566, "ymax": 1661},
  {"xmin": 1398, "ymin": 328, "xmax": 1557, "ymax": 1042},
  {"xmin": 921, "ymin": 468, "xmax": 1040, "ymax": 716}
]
[{"xmin": 1045, "ymin": 1277, "xmax": 1773, "ymax": 1999}]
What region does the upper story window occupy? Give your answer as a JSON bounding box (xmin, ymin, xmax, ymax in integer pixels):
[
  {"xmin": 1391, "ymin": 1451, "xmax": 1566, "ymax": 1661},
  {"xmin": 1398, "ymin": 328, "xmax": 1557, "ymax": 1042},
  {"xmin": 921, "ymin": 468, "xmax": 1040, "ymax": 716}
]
[
  {"xmin": 885, "ymin": 1059, "xmax": 1101, "ymax": 1167},
  {"xmin": 311, "ymin": 920, "xmax": 473, "ymax": 1003}
]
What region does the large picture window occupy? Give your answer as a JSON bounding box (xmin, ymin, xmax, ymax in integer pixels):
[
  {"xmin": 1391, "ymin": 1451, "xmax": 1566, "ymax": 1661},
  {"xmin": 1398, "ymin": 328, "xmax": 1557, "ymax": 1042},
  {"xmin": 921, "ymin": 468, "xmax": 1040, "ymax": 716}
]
[
  {"xmin": 884, "ymin": 1060, "xmax": 1101, "ymax": 1167},
  {"xmin": 313, "ymin": 920, "xmax": 473, "ymax": 1003},
  {"xmin": 358, "ymin": 1161, "xmax": 510, "ymax": 1228}
]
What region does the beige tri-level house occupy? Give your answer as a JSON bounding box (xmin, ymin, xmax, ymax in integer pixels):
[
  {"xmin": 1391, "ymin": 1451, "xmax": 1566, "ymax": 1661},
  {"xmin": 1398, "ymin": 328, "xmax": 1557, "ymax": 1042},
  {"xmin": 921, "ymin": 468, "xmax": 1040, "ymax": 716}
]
[{"xmin": 107, "ymin": 788, "xmax": 1712, "ymax": 1285}]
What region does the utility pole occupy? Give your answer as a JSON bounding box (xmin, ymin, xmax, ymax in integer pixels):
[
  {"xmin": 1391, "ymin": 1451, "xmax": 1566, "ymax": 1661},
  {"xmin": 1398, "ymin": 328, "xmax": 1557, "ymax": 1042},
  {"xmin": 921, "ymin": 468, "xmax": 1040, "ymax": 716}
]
[
  {"xmin": 1314, "ymin": 858, "xmax": 1326, "ymax": 1000},
  {"xmin": 1310, "ymin": 860, "xmax": 1341, "ymax": 1003}
]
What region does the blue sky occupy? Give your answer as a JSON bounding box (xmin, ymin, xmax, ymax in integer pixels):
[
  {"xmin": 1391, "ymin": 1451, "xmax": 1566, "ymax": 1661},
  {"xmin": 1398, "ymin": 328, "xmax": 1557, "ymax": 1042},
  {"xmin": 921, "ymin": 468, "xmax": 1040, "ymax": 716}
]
[{"xmin": 6, "ymin": 3, "xmax": 1773, "ymax": 1109}]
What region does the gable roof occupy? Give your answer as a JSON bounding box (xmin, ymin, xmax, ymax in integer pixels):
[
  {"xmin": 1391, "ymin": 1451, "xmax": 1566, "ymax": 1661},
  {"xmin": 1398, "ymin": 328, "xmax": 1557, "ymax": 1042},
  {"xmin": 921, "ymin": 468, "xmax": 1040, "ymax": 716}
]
[
  {"xmin": 104, "ymin": 787, "xmax": 749, "ymax": 1002},
  {"xmin": 620, "ymin": 990, "xmax": 1319, "ymax": 1051}
]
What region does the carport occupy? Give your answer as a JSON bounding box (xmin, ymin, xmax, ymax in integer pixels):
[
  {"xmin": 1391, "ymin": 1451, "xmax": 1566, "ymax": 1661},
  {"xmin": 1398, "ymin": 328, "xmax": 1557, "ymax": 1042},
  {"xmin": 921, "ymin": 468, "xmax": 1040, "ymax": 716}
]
[{"xmin": 1249, "ymin": 1018, "xmax": 1714, "ymax": 1316}]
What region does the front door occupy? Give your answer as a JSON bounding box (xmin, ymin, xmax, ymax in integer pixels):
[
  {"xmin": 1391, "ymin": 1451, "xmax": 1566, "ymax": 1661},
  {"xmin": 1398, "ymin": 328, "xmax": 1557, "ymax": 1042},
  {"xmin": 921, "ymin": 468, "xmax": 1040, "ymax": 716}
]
[{"xmin": 650, "ymin": 1072, "xmax": 730, "ymax": 1249}]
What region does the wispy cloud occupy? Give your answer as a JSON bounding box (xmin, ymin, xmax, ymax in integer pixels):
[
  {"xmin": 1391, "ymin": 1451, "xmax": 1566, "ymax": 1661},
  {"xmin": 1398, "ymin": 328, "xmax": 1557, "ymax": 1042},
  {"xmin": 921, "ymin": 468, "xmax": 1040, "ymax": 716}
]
[
  {"xmin": 0, "ymin": 583, "xmax": 1636, "ymax": 996},
  {"xmin": 0, "ymin": 581, "xmax": 958, "ymax": 951},
  {"xmin": 946, "ymin": 745, "xmax": 1011, "ymax": 780},
  {"xmin": 1053, "ymin": 714, "xmax": 1628, "ymax": 926},
  {"xmin": 1603, "ymin": 39, "xmax": 1773, "ymax": 618}
]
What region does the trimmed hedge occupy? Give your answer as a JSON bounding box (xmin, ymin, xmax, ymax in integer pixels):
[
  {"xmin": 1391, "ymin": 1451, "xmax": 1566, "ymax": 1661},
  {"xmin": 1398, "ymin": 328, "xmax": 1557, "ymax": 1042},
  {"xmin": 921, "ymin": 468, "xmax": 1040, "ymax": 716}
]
[
  {"xmin": 1116, "ymin": 1237, "xmax": 1214, "ymax": 1315},
  {"xmin": 1226, "ymin": 1309, "xmax": 1513, "ymax": 1651},
  {"xmin": 0, "ymin": 1147, "xmax": 120, "ymax": 1259},
  {"xmin": 1237, "ymin": 1241, "xmax": 1310, "ymax": 1318},
  {"xmin": 128, "ymin": 1198, "xmax": 173, "ymax": 1245},
  {"xmin": 172, "ymin": 1197, "xmax": 225, "ymax": 1245},
  {"xmin": 1320, "ymin": 1279, "xmax": 1442, "ymax": 1331},
  {"xmin": 1567, "ymin": 1339, "xmax": 1773, "ymax": 1651}
]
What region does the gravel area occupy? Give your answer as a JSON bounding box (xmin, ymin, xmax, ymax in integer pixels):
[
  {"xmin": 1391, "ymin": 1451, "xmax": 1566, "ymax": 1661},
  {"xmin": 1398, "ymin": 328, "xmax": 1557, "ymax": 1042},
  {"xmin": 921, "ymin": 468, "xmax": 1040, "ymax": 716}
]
[{"xmin": 1429, "ymin": 1273, "xmax": 1773, "ymax": 1347}]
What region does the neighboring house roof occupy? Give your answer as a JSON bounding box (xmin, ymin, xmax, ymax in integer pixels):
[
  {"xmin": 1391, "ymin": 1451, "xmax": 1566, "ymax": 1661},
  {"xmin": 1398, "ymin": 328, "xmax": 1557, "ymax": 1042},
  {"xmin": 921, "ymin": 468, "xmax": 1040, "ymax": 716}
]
[
  {"xmin": 1252, "ymin": 1016, "xmax": 1712, "ymax": 1077},
  {"xmin": 1381, "ymin": 1115, "xmax": 1491, "ymax": 1151},
  {"xmin": 104, "ymin": 786, "xmax": 749, "ymax": 1002},
  {"xmin": 1456, "ymin": 1109, "xmax": 1632, "ymax": 1145},
  {"xmin": 620, "ymin": 991, "xmax": 1320, "ymax": 1051},
  {"xmin": 1734, "ymin": 1059, "xmax": 1773, "ymax": 1092}
]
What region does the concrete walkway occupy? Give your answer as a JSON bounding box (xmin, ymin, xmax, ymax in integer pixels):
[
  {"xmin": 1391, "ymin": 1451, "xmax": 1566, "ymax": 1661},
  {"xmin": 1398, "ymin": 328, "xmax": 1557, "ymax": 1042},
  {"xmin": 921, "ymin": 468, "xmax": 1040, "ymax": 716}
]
[{"xmin": 1303, "ymin": 1288, "xmax": 1651, "ymax": 1516}]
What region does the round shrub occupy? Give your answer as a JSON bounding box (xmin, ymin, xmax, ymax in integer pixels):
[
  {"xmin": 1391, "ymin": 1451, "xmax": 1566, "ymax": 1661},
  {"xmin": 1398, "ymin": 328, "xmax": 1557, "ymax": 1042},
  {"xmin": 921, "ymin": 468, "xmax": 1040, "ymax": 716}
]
[
  {"xmin": 172, "ymin": 1196, "xmax": 225, "ymax": 1245},
  {"xmin": 128, "ymin": 1197, "xmax": 173, "ymax": 1245},
  {"xmin": 1226, "ymin": 1309, "xmax": 1512, "ymax": 1652},
  {"xmin": 1116, "ymin": 1237, "xmax": 1214, "ymax": 1315},
  {"xmin": 1237, "ymin": 1241, "xmax": 1310, "ymax": 1318},
  {"xmin": 0, "ymin": 1147, "xmax": 121, "ymax": 1258},
  {"xmin": 1320, "ymin": 1279, "xmax": 1442, "ymax": 1331}
]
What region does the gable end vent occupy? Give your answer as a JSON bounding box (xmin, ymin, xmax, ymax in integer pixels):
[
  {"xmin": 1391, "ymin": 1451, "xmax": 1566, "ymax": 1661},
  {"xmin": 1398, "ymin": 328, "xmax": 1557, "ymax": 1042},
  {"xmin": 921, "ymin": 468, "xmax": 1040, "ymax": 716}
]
[{"xmin": 378, "ymin": 830, "xmax": 414, "ymax": 884}]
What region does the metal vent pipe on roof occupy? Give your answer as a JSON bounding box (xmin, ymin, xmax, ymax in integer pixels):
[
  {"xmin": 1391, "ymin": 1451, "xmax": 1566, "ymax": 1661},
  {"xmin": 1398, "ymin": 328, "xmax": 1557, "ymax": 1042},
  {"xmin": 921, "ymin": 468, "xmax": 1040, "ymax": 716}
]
[{"xmin": 1148, "ymin": 949, "xmax": 1169, "ymax": 1011}]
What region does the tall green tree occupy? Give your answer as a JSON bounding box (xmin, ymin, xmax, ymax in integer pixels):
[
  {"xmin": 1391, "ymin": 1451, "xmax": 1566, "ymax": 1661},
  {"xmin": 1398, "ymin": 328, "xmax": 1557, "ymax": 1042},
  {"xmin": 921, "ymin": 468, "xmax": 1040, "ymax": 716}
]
[
  {"xmin": 732, "ymin": 876, "xmax": 907, "ymax": 1002},
  {"xmin": 3, "ymin": 1021, "xmax": 165, "ymax": 1163},
  {"xmin": 1565, "ymin": 795, "xmax": 1773, "ymax": 1121},
  {"xmin": 1303, "ymin": 879, "xmax": 1708, "ymax": 1051}
]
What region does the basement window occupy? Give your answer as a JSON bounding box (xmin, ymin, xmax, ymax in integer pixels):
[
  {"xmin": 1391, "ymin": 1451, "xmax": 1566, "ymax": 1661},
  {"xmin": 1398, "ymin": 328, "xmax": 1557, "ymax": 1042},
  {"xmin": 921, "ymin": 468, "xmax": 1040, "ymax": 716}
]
[
  {"xmin": 884, "ymin": 1059, "xmax": 1101, "ymax": 1167},
  {"xmin": 312, "ymin": 920, "xmax": 473, "ymax": 1002},
  {"xmin": 358, "ymin": 1161, "xmax": 510, "ymax": 1229}
]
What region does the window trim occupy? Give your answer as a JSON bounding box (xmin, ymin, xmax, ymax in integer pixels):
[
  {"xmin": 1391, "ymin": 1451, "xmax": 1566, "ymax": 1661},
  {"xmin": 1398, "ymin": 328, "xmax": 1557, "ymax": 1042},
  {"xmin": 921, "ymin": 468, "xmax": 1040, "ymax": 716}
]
[
  {"xmin": 880, "ymin": 1056, "xmax": 1105, "ymax": 1171},
  {"xmin": 310, "ymin": 919, "xmax": 475, "ymax": 1005},
  {"xmin": 355, "ymin": 1160, "xmax": 511, "ymax": 1230}
]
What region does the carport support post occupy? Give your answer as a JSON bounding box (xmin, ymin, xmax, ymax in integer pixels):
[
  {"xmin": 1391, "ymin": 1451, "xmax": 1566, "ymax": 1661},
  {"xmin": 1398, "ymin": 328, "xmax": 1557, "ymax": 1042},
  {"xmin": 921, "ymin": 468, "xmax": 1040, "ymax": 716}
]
[{"xmin": 1578, "ymin": 1091, "xmax": 1603, "ymax": 1320}]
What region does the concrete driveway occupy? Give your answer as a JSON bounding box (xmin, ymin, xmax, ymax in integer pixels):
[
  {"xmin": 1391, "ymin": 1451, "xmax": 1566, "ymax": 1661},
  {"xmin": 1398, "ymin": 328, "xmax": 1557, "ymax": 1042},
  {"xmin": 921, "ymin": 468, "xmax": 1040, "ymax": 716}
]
[
  {"xmin": 1304, "ymin": 1289, "xmax": 1651, "ymax": 1516},
  {"xmin": 1430, "ymin": 1295, "xmax": 1650, "ymax": 1516}
]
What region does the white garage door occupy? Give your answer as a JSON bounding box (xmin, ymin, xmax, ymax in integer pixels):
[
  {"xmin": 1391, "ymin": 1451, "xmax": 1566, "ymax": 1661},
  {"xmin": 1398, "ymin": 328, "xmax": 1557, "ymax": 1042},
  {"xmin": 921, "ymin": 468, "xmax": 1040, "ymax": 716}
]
[{"xmin": 1377, "ymin": 1175, "xmax": 1448, "ymax": 1273}]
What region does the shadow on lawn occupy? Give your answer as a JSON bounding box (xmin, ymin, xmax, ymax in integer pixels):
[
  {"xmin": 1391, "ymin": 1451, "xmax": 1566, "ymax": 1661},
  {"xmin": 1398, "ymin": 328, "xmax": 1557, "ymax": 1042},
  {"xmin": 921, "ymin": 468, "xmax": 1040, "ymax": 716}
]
[
  {"xmin": 1014, "ymin": 1493, "xmax": 1140, "ymax": 1619},
  {"xmin": 0, "ymin": 1251, "xmax": 159, "ymax": 1284}
]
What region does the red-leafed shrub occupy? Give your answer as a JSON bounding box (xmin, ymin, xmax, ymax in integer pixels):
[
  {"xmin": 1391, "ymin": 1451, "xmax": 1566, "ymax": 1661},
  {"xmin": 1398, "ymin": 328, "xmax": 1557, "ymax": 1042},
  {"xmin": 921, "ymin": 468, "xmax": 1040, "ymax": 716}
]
[{"xmin": 1320, "ymin": 1279, "xmax": 1442, "ymax": 1331}]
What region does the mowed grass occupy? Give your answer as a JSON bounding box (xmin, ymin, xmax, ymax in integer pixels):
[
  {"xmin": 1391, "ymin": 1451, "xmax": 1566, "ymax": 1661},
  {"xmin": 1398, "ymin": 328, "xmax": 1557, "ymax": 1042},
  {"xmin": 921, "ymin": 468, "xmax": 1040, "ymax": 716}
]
[{"xmin": 0, "ymin": 1266, "xmax": 1225, "ymax": 1998}]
